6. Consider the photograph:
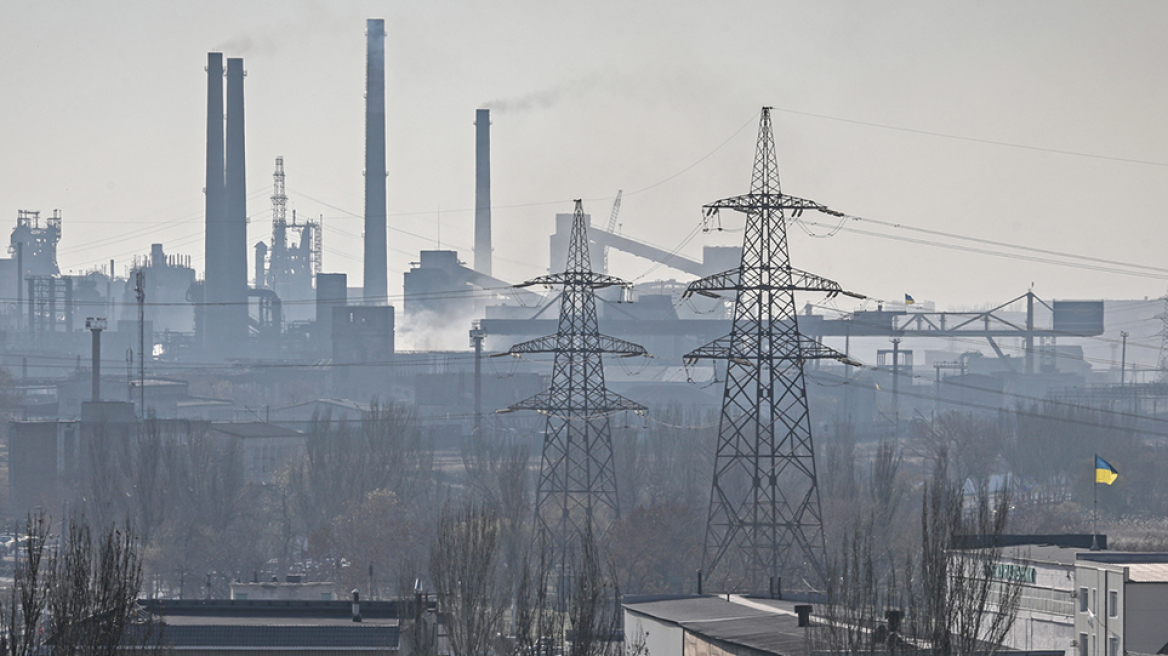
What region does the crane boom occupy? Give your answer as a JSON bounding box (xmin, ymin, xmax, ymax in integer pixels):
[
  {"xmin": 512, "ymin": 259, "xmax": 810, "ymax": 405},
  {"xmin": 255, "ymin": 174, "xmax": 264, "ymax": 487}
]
[
  {"xmin": 606, "ymin": 190, "xmax": 623, "ymax": 233},
  {"xmin": 601, "ymin": 190, "xmax": 622, "ymax": 273}
]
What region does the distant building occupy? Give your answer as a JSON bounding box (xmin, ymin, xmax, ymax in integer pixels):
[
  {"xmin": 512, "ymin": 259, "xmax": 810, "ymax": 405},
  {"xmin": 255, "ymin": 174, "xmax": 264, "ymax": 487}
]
[
  {"xmin": 138, "ymin": 598, "xmax": 400, "ymax": 655},
  {"xmin": 230, "ymin": 576, "xmax": 336, "ymax": 602},
  {"xmin": 963, "ymin": 537, "xmax": 1168, "ymax": 656},
  {"xmin": 268, "ymin": 399, "xmax": 369, "ymax": 431},
  {"xmin": 1075, "ymin": 552, "xmax": 1168, "ymax": 656},
  {"xmin": 208, "ymin": 421, "xmax": 306, "ymax": 484},
  {"xmin": 623, "ymin": 594, "xmax": 811, "ymax": 656}
]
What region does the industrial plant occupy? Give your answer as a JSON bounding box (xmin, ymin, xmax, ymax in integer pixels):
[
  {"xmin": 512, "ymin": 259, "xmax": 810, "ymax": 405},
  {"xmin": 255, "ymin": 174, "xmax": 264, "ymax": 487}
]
[{"xmin": 6, "ymin": 12, "xmax": 1168, "ymax": 656}]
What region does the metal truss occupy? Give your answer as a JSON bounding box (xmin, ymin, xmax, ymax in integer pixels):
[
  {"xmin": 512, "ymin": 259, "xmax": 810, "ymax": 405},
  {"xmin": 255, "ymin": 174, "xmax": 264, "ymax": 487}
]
[
  {"xmin": 503, "ymin": 200, "xmax": 647, "ymax": 570},
  {"xmin": 689, "ymin": 107, "xmax": 855, "ymax": 590},
  {"xmin": 682, "ymin": 265, "xmax": 864, "ymax": 300}
]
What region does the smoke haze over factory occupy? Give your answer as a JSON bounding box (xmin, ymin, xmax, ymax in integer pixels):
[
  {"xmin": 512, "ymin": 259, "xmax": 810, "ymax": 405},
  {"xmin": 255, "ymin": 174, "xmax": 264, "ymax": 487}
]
[{"xmin": 2, "ymin": 1, "xmax": 1168, "ymax": 308}]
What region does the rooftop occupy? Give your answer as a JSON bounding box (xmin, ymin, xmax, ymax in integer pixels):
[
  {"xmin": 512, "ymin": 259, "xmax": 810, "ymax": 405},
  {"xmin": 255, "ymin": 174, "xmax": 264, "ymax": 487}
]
[
  {"xmin": 209, "ymin": 421, "xmax": 304, "ymax": 439},
  {"xmin": 624, "ymin": 594, "xmax": 809, "ymax": 656},
  {"xmin": 141, "ymin": 599, "xmax": 402, "ymax": 650}
]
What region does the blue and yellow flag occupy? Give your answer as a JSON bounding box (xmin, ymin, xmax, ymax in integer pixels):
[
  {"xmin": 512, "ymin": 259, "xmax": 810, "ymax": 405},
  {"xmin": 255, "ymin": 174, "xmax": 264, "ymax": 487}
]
[
  {"xmin": 1095, "ymin": 455, "xmax": 1119, "ymax": 485},
  {"xmin": 905, "ymin": 294, "xmax": 915, "ymax": 305}
]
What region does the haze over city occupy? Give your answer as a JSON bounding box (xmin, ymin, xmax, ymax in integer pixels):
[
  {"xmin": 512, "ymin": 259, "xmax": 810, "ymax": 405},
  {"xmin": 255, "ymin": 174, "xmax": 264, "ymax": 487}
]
[
  {"xmin": 3, "ymin": 4, "xmax": 1168, "ymax": 654},
  {"xmin": 3, "ymin": 1, "xmax": 1167, "ymax": 305}
]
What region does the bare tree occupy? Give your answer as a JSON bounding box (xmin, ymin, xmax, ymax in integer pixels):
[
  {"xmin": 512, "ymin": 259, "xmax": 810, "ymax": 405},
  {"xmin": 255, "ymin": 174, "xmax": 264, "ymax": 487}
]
[
  {"xmin": 430, "ymin": 502, "xmax": 505, "ymax": 656},
  {"xmin": 3, "ymin": 513, "xmax": 52, "ymax": 656},
  {"xmin": 563, "ymin": 530, "xmax": 622, "ymax": 656},
  {"xmin": 1, "ymin": 514, "xmax": 162, "ymax": 656},
  {"xmin": 816, "ymin": 456, "xmax": 1024, "ymax": 656},
  {"xmin": 47, "ymin": 519, "xmax": 157, "ymax": 656},
  {"xmin": 292, "ymin": 403, "xmax": 431, "ymax": 543},
  {"xmin": 510, "ymin": 530, "xmax": 622, "ymax": 656},
  {"xmin": 917, "ymin": 459, "xmax": 1023, "ymax": 656}
]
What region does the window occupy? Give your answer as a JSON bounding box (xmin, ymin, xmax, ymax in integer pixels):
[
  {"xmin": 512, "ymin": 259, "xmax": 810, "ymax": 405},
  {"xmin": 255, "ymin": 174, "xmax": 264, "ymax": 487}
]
[
  {"xmin": 1092, "ymin": 588, "xmax": 1097, "ymax": 615},
  {"xmin": 1092, "ymin": 633, "xmax": 1097, "ymax": 656},
  {"xmin": 235, "ymin": 593, "xmax": 248, "ymax": 600},
  {"xmin": 1109, "ymin": 590, "xmax": 1118, "ymax": 618},
  {"xmin": 1079, "ymin": 633, "xmax": 1088, "ymax": 656},
  {"xmin": 1080, "ymin": 588, "xmax": 1089, "ymax": 613},
  {"xmin": 1109, "ymin": 637, "xmax": 1119, "ymax": 656}
]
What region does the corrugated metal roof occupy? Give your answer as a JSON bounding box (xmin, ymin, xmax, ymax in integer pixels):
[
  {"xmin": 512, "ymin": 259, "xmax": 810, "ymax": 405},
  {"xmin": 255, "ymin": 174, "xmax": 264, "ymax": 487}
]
[
  {"xmin": 624, "ymin": 595, "xmax": 809, "ymax": 656},
  {"xmin": 683, "ymin": 614, "xmax": 809, "ymax": 656},
  {"xmin": 1125, "ymin": 563, "xmax": 1168, "ymax": 582}
]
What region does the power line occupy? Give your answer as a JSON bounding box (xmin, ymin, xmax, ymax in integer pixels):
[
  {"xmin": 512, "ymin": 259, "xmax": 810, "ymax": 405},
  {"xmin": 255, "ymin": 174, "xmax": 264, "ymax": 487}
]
[{"xmin": 770, "ymin": 105, "xmax": 1168, "ymax": 169}]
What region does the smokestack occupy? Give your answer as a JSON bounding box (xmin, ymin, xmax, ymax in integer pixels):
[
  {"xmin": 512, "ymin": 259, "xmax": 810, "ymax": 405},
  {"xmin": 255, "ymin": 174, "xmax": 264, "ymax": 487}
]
[
  {"xmin": 204, "ymin": 52, "xmax": 226, "ymax": 350},
  {"xmin": 254, "ymin": 241, "xmax": 267, "ymax": 289},
  {"xmin": 363, "ymin": 19, "xmax": 388, "ymax": 305},
  {"xmin": 474, "ymin": 109, "xmax": 492, "ymax": 276},
  {"xmin": 86, "ymin": 317, "xmax": 106, "ymax": 402},
  {"xmin": 224, "ymin": 57, "xmax": 249, "ymax": 344}
]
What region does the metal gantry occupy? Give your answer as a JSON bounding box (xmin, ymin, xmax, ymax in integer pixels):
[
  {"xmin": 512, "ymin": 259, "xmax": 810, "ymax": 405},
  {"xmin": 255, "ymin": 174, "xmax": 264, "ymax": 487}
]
[
  {"xmin": 684, "ymin": 108, "xmax": 861, "ymax": 590},
  {"xmin": 504, "ymin": 199, "xmax": 646, "ymax": 567}
]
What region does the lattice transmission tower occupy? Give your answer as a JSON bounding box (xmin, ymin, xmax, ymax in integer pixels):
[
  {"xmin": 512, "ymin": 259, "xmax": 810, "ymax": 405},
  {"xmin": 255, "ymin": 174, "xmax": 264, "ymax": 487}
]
[
  {"xmin": 683, "ymin": 108, "xmax": 862, "ymax": 590},
  {"xmin": 504, "ymin": 199, "xmax": 646, "ymax": 567}
]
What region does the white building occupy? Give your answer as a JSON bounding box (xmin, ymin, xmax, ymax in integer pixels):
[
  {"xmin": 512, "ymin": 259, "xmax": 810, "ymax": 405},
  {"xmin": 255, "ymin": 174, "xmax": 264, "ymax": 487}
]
[
  {"xmin": 973, "ymin": 542, "xmax": 1168, "ymax": 656},
  {"xmin": 1074, "ymin": 552, "xmax": 1168, "ymax": 656}
]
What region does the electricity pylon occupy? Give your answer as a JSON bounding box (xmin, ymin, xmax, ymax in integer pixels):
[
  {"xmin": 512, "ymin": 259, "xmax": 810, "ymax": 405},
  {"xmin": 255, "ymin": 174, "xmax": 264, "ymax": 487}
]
[
  {"xmin": 504, "ymin": 199, "xmax": 646, "ymax": 568},
  {"xmin": 683, "ymin": 108, "xmax": 863, "ymax": 590}
]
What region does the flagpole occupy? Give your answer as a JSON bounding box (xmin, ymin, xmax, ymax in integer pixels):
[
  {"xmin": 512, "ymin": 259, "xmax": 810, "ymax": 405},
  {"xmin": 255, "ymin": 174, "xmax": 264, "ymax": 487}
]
[{"xmin": 1092, "ymin": 455, "xmax": 1099, "ymax": 551}]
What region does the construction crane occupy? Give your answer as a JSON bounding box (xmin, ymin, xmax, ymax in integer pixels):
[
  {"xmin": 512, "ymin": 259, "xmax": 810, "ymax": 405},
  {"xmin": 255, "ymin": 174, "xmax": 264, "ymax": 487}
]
[{"xmin": 601, "ymin": 190, "xmax": 622, "ymax": 273}]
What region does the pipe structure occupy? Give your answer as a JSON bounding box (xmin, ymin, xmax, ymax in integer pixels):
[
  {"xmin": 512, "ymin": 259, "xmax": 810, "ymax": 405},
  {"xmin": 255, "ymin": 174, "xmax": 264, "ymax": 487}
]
[
  {"xmin": 474, "ymin": 109, "xmax": 492, "ymax": 276},
  {"xmin": 363, "ymin": 19, "xmax": 388, "ymax": 304}
]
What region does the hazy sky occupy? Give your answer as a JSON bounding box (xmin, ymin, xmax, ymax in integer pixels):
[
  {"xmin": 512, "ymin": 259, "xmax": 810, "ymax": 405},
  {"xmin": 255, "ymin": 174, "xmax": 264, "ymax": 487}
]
[{"xmin": 2, "ymin": 0, "xmax": 1167, "ymax": 310}]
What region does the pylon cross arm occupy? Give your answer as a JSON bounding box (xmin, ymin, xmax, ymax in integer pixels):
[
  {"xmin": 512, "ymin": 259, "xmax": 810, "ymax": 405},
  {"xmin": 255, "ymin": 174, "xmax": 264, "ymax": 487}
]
[
  {"xmin": 517, "ymin": 271, "xmax": 630, "ymax": 289},
  {"xmin": 682, "ymin": 334, "xmax": 862, "ymax": 366},
  {"xmin": 506, "ymin": 333, "xmax": 648, "ymax": 357},
  {"xmin": 797, "ymin": 335, "xmax": 863, "ymax": 366},
  {"xmin": 703, "ymin": 193, "xmax": 842, "ymax": 216},
  {"xmin": 785, "ymin": 268, "xmax": 864, "ymax": 299},
  {"xmin": 682, "ymin": 268, "xmax": 740, "ymax": 299},
  {"xmin": 505, "ymin": 389, "xmax": 646, "ymax": 415},
  {"xmin": 682, "ymin": 266, "xmax": 864, "ymax": 300}
]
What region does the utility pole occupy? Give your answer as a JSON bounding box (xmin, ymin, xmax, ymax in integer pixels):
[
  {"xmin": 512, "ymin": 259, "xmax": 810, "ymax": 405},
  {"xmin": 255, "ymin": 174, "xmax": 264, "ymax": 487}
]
[
  {"xmin": 16, "ymin": 242, "xmax": 23, "ymax": 331},
  {"xmin": 891, "ymin": 337, "xmax": 901, "ymax": 437},
  {"xmin": 681, "ymin": 108, "xmax": 863, "ymax": 589},
  {"xmin": 469, "ymin": 323, "xmax": 485, "ymax": 437},
  {"xmin": 1120, "ymin": 331, "xmax": 1129, "ymax": 387},
  {"xmin": 1025, "ymin": 290, "xmax": 1035, "ymax": 375},
  {"xmin": 136, "ymin": 270, "xmax": 146, "ymax": 414}
]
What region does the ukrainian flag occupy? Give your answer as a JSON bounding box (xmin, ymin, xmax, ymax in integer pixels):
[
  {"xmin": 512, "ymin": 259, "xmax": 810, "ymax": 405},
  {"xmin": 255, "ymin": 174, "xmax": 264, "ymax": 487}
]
[
  {"xmin": 905, "ymin": 294, "xmax": 915, "ymax": 305},
  {"xmin": 1095, "ymin": 455, "xmax": 1119, "ymax": 485}
]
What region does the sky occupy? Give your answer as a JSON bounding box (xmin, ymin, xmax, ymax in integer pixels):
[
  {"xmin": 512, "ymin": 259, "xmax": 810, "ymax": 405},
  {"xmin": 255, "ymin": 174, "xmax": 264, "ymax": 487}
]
[{"xmin": 2, "ymin": 0, "xmax": 1168, "ymax": 314}]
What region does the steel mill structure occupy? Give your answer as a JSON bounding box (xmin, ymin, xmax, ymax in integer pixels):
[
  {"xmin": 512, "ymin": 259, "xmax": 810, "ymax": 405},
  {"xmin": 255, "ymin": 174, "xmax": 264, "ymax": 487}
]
[
  {"xmin": 683, "ymin": 107, "xmax": 862, "ymax": 589},
  {"xmin": 503, "ymin": 199, "xmax": 646, "ymax": 570}
]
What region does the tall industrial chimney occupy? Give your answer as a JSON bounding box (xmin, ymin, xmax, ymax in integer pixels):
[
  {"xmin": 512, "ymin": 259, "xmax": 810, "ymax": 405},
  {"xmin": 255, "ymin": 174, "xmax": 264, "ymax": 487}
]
[
  {"xmin": 474, "ymin": 109, "xmax": 492, "ymax": 276},
  {"xmin": 224, "ymin": 57, "xmax": 249, "ymax": 344},
  {"xmin": 363, "ymin": 19, "xmax": 388, "ymax": 305},
  {"xmin": 204, "ymin": 52, "xmax": 226, "ymax": 350}
]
